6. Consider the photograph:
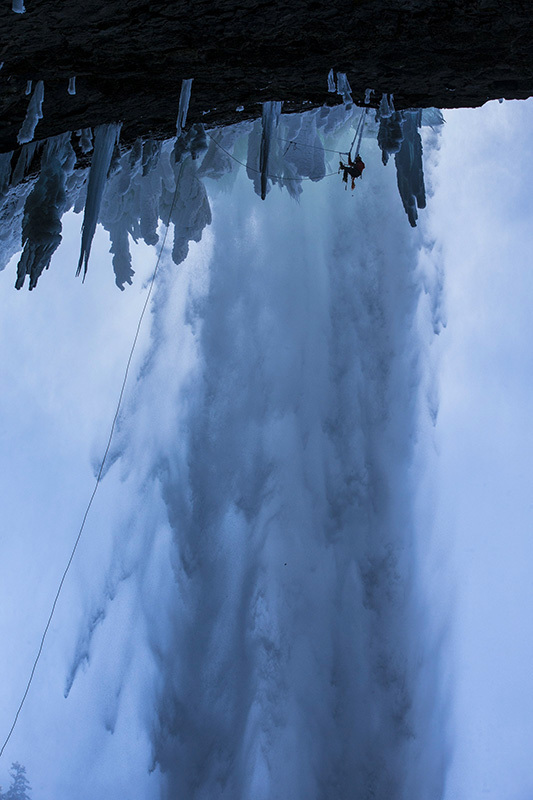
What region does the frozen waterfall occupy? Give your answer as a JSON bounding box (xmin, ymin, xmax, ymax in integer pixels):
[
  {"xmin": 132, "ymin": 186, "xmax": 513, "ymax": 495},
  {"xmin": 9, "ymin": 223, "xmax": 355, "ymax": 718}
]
[
  {"xmin": 0, "ymin": 104, "xmax": 446, "ymax": 799},
  {"xmin": 0, "ymin": 103, "xmax": 442, "ymax": 291}
]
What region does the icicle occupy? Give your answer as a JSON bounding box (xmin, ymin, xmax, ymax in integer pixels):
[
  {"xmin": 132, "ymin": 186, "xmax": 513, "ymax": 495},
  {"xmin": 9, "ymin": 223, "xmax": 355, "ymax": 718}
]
[
  {"xmin": 394, "ymin": 111, "xmax": 426, "ymax": 227},
  {"xmin": 377, "ymin": 111, "xmax": 404, "ymax": 166},
  {"xmin": 259, "ymin": 100, "xmax": 281, "ymax": 200},
  {"xmin": 12, "ymin": 0, "xmax": 25, "ymax": 13},
  {"xmin": 364, "ymin": 88, "xmax": 374, "ymax": 104},
  {"xmin": 176, "ymin": 78, "xmax": 193, "ymax": 136},
  {"xmin": 11, "ymin": 141, "xmax": 38, "ymax": 185},
  {"xmin": 108, "ymin": 222, "xmax": 134, "ymax": 290},
  {"xmin": 68, "ymin": 77, "xmax": 76, "ymax": 96},
  {"xmin": 327, "ymin": 69, "xmax": 336, "ymax": 93},
  {"xmin": 336, "ymin": 73, "xmax": 353, "ymax": 106},
  {"xmin": 17, "ymin": 80, "xmax": 44, "ymax": 145},
  {"xmin": 0, "ymin": 153, "xmax": 13, "ymax": 197},
  {"xmin": 378, "ymin": 92, "xmax": 395, "ymax": 119},
  {"xmin": 77, "ymin": 128, "xmax": 93, "ymax": 154},
  {"xmin": 25, "ymin": 80, "xmax": 32, "ymax": 96},
  {"xmin": 141, "ymin": 139, "xmax": 162, "ymax": 176},
  {"xmin": 76, "ymin": 123, "xmax": 121, "ymax": 280}
]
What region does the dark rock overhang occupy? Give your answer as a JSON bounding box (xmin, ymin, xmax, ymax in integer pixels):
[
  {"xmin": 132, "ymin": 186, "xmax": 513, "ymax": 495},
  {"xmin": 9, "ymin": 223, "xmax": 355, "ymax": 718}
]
[{"xmin": 1, "ymin": 0, "xmax": 533, "ymax": 153}]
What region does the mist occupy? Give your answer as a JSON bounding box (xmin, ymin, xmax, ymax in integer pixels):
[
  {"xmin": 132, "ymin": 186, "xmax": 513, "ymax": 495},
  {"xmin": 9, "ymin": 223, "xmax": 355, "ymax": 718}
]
[{"xmin": 0, "ymin": 106, "xmax": 461, "ymax": 798}]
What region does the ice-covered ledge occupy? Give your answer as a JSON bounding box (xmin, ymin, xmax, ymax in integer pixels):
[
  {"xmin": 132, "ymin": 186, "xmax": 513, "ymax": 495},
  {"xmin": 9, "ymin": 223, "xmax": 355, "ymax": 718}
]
[{"xmin": 0, "ymin": 0, "xmax": 532, "ymax": 153}]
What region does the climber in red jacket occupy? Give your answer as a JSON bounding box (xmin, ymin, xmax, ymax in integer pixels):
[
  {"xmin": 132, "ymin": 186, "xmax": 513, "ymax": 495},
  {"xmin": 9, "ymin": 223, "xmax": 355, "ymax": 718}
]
[{"xmin": 339, "ymin": 154, "xmax": 365, "ymax": 189}]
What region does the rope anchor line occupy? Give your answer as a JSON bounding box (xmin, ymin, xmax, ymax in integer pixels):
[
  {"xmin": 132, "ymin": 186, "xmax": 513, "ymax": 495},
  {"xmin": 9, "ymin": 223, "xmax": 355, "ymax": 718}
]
[
  {"xmin": 206, "ymin": 109, "xmax": 368, "ymax": 184},
  {"xmin": 0, "ymin": 159, "xmax": 187, "ymax": 761}
]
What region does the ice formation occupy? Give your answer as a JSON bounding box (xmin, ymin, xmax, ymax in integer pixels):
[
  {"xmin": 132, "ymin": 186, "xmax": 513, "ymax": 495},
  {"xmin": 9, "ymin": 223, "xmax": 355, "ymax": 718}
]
[
  {"xmin": 17, "ymin": 80, "xmax": 44, "ymax": 145},
  {"xmin": 0, "ymin": 100, "xmax": 443, "ymax": 291},
  {"xmin": 327, "ymin": 68, "xmax": 336, "ymax": 93},
  {"xmin": 15, "ymin": 133, "xmax": 75, "ymax": 289},
  {"xmin": 394, "ymin": 110, "xmax": 426, "ymax": 227},
  {"xmin": 379, "ymin": 92, "xmax": 395, "ymax": 119},
  {"xmin": 48, "ymin": 125, "xmax": 447, "ymax": 799},
  {"xmin": 176, "ymin": 78, "xmax": 193, "ymax": 136},
  {"xmin": 0, "ymin": 109, "xmax": 451, "ymax": 798},
  {"xmin": 68, "ymin": 77, "xmax": 76, "ymax": 96},
  {"xmin": 0, "ymin": 153, "xmax": 12, "ymax": 197},
  {"xmin": 336, "ymin": 72, "xmax": 353, "ymax": 105},
  {"xmin": 258, "ymin": 100, "xmax": 282, "ymax": 200},
  {"xmin": 77, "ymin": 128, "xmax": 93, "ymax": 153},
  {"xmin": 24, "ymin": 80, "xmax": 32, "ymax": 96},
  {"xmin": 376, "ymin": 108, "xmax": 427, "ymax": 226},
  {"xmin": 378, "ymin": 111, "xmax": 405, "ymax": 165},
  {"xmin": 11, "ymin": 0, "xmax": 25, "ymax": 12},
  {"xmin": 77, "ymin": 123, "xmax": 121, "ymax": 280}
]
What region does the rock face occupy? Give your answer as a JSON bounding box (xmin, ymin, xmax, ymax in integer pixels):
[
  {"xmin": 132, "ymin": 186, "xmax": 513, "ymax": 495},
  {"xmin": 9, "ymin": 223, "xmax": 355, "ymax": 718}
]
[{"xmin": 1, "ymin": 0, "xmax": 532, "ymax": 152}]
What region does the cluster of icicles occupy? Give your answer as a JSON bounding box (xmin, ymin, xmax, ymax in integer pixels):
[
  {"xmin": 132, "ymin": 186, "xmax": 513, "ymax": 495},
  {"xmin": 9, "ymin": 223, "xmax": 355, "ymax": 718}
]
[{"xmin": 0, "ymin": 77, "xmax": 443, "ymax": 291}]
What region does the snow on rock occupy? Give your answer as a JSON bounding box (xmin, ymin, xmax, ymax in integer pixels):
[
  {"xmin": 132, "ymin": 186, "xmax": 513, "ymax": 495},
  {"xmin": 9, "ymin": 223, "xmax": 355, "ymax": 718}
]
[
  {"xmin": 76, "ymin": 122, "xmax": 121, "ymax": 280},
  {"xmin": 17, "ymin": 80, "xmax": 44, "ymax": 145}
]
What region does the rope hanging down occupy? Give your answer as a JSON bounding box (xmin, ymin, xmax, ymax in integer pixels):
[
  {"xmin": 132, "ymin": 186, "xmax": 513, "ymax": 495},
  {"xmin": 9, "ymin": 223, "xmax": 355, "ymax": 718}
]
[
  {"xmin": 0, "ymin": 158, "xmax": 186, "ymax": 761},
  {"xmin": 353, "ymin": 107, "xmax": 368, "ymax": 159},
  {"xmin": 343, "ymin": 107, "xmax": 368, "ymax": 160}
]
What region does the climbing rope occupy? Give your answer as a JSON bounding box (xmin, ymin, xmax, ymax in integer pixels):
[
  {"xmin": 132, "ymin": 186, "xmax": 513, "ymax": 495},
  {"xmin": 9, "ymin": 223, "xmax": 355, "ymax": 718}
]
[
  {"xmin": 206, "ymin": 109, "xmax": 369, "ymax": 182},
  {"xmin": 342, "ymin": 107, "xmax": 368, "ymax": 161},
  {"xmin": 277, "ymin": 136, "xmax": 348, "ymax": 156},
  {"xmin": 0, "ymin": 157, "xmax": 186, "ymax": 761},
  {"xmin": 353, "ymin": 108, "xmax": 368, "ymax": 159},
  {"xmin": 205, "ymin": 131, "xmax": 339, "ymax": 182}
]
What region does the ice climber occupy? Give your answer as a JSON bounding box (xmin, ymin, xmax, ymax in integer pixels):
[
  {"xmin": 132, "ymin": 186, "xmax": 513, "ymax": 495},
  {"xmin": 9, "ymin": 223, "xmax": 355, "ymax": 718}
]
[{"xmin": 339, "ymin": 154, "xmax": 365, "ymax": 188}]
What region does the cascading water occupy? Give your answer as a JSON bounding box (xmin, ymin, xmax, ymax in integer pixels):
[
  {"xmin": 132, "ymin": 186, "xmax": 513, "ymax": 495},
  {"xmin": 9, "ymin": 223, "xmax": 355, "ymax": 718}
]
[{"xmin": 0, "ymin": 108, "xmax": 447, "ymax": 799}]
